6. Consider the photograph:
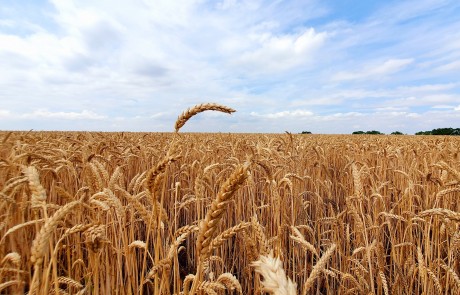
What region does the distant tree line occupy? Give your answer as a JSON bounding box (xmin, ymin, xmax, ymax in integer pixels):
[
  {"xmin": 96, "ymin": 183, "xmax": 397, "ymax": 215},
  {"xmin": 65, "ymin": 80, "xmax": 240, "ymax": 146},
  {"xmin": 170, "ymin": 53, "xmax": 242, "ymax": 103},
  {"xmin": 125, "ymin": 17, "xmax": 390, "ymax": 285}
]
[
  {"xmin": 299, "ymin": 128, "xmax": 459, "ymax": 135},
  {"xmin": 352, "ymin": 130, "xmax": 385, "ymax": 135},
  {"xmin": 415, "ymin": 128, "xmax": 460, "ymax": 135}
]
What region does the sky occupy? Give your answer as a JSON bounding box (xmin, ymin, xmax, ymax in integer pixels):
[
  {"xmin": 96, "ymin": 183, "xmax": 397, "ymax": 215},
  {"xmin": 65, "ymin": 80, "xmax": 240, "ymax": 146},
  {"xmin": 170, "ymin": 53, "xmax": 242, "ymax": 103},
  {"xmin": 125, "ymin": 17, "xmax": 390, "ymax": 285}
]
[{"xmin": 0, "ymin": 0, "xmax": 460, "ymax": 134}]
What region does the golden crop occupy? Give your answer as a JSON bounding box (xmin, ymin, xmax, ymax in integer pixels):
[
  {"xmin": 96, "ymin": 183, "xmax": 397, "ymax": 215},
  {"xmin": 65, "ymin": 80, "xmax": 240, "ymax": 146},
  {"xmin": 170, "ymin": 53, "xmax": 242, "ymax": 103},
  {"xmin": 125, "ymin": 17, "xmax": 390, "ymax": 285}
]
[{"xmin": 1, "ymin": 105, "xmax": 459, "ymax": 294}]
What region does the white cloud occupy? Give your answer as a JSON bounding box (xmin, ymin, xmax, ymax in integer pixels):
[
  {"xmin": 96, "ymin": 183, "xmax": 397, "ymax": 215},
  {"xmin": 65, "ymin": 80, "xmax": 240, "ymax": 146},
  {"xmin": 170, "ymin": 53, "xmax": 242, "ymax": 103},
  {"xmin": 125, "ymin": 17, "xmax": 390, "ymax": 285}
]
[
  {"xmin": 333, "ymin": 58, "xmax": 414, "ymax": 81},
  {"xmin": 149, "ymin": 112, "xmax": 167, "ymax": 119},
  {"xmin": 431, "ymin": 105, "xmax": 455, "ymax": 109},
  {"xmin": 20, "ymin": 109, "xmax": 106, "ymax": 120},
  {"xmin": 373, "ymin": 0, "xmax": 454, "ymax": 23},
  {"xmin": 372, "ymin": 59, "xmax": 414, "ymax": 75},
  {"xmin": 132, "ymin": 112, "xmax": 169, "ymax": 120},
  {"xmin": 407, "ymin": 113, "xmax": 421, "ymax": 118},
  {"xmin": 0, "ymin": 110, "xmax": 11, "ymax": 118},
  {"xmin": 320, "ymin": 112, "xmax": 365, "ymax": 121},
  {"xmin": 375, "ymin": 106, "xmax": 408, "ymax": 112},
  {"xmin": 1, "ymin": 1, "xmax": 460, "ymax": 133},
  {"xmin": 436, "ymin": 60, "xmax": 460, "ymax": 72},
  {"xmin": 422, "ymin": 94, "xmax": 459, "ymax": 103},
  {"xmin": 235, "ymin": 28, "xmax": 327, "ymax": 72},
  {"xmin": 397, "ymin": 83, "xmax": 457, "ymax": 92},
  {"xmin": 250, "ymin": 110, "xmax": 314, "ymax": 119}
]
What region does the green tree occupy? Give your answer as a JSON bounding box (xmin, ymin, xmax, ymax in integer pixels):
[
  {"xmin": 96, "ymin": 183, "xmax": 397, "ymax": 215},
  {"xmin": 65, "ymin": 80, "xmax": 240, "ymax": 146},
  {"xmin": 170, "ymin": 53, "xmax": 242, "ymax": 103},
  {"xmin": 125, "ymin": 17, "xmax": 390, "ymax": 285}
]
[
  {"xmin": 415, "ymin": 128, "xmax": 460, "ymax": 135},
  {"xmin": 391, "ymin": 131, "xmax": 404, "ymax": 135},
  {"xmin": 415, "ymin": 131, "xmax": 431, "ymax": 135},
  {"xmin": 431, "ymin": 128, "xmax": 460, "ymax": 135},
  {"xmin": 365, "ymin": 130, "xmax": 384, "ymax": 135}
]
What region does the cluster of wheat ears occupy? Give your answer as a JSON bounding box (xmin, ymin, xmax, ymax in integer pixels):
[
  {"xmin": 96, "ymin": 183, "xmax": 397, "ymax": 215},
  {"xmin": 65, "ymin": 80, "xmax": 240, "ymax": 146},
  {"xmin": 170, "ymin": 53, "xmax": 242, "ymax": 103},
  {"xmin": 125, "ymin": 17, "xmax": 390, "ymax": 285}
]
[{"xmin": 1, "ymin": 103, "xmax": 459, "ymax": 294}]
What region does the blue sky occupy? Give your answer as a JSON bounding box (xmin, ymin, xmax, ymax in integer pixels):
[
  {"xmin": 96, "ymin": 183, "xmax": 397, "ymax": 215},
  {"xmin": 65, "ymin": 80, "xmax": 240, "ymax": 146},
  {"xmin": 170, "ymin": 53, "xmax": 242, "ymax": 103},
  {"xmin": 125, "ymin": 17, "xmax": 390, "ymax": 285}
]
[{"xmin": 0, "ymin": 0, "xmax": 459, "ymax": 133}]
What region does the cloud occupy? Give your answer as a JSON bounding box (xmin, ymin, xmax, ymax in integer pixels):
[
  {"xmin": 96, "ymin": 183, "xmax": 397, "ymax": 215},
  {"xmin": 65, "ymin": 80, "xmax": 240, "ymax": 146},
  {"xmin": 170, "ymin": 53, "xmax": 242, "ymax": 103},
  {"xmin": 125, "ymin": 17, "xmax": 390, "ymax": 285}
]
[
  {"xmin": 372, "ymin": 59, "xmax": 414, "ymax": 74},
  {"xmin": 397, "ymin": 83, "xmax": 457, "ymax": 92},
  {"xmin": 217, "ymin": 0, "xmax": 238, "ymax": 10},
  {"xmin": 320, "ymin": 112, "xmax": 365, "ymax": 121},
  {"xmin": 1, "ymin": 1, "xmax": 460, "ymax": 133},
  {"xmin": 373, "ymin": 0, "xmax": 454, "ymax": 24},
  {"xmin": 436, "ymin": 60, "xmax": 460, "ymax": 72},
  {"xmin": 406, "ymin": 113, "xmax": 421, "ymax": 118},
  {"xmin": 134, "ymin": 112, "xmax": 169, "ymax": 119},
  {"xmin": 132, "ymin": 62, "xmax": 168, "ymax": 78},
  {"xmin": 374, "ymin": 106, "xmax": 408, "ymax": 112},
  {"xmin": 20, "ymin": 109, "xmax": 107, "ymax": 120},
  {"xmin": 234, "ymin": 28, "xmax": 328, "ymax": 73},
  {"xmin": 455, "ymin": 105, "xmax": 460, "ymax": 111},
  {"xmin": 250, "ymin": 110, "xmax": 314, "ymax": 119},
  {"xmin": 333, "ymin": 58, "xmax": 414, "ymax": 81},
  {"xmin": 0, "ymin": 110, "xmax": 11, "ymax": 118},
  {"xmin": 431, "ymin": 105, "xmax": 455, "ymax": 109}
]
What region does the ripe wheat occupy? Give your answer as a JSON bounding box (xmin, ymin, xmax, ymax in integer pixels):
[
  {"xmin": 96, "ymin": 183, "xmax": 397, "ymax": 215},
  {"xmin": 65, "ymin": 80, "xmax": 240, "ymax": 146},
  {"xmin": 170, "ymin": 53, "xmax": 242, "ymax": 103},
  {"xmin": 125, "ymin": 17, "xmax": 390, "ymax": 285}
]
[{"xmin": 0, "ymin": 104, "xmax": 459, "ymax": 294}]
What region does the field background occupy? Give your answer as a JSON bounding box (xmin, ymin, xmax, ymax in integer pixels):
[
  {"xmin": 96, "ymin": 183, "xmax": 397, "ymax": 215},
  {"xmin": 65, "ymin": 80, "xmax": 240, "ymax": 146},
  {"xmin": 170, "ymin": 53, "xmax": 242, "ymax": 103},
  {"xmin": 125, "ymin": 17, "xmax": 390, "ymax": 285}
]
[{"xmin": 1, "ymin": 131, "xmax": 459, "ymax": 294}]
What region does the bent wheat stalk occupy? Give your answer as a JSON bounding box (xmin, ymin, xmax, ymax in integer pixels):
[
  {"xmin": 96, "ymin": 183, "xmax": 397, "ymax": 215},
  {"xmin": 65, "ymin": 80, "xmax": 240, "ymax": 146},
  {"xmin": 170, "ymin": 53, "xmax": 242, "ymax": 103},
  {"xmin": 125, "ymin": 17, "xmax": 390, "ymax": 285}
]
[{"xmin": 174, "ymin": 103, "xmax": 236, "ymax": 132}]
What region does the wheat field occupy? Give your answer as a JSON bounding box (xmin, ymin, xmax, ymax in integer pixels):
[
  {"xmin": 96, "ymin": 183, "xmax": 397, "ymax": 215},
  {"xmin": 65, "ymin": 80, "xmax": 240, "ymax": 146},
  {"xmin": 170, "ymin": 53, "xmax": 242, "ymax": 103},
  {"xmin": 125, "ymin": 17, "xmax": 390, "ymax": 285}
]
[{"xmin": 1, "ymin": 106, "xmax": 460, "ymax": 294}]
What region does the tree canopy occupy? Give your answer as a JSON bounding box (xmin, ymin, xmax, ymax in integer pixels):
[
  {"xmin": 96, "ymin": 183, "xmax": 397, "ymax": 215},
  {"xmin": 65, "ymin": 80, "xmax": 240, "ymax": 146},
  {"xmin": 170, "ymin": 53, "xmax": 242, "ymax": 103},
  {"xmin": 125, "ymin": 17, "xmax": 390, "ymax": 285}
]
[
  {"xmin": 415, "ymin": 128, "xmax": 460, "ymax": 135},
  {"xmin": 352, "ymin": 130, "xmax": 384, "ymax": 135}
]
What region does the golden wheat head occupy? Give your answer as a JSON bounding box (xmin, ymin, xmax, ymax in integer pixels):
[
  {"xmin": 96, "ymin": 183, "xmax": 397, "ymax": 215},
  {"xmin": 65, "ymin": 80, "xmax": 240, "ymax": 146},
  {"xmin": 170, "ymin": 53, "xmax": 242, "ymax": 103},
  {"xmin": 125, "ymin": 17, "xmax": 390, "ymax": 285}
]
[{"xmin": 174, "ymin": 103, "xmax": 236, "ymax": 132}]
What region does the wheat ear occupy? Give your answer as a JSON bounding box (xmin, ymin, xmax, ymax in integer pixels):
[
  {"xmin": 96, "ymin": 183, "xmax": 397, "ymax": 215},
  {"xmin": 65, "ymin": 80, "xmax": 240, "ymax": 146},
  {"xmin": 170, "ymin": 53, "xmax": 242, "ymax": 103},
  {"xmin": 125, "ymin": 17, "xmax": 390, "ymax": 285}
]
[
  {"xmin": 302, "ymin": 244, "xmax": 337, "ymax": 295},
  {"xmin": 145, "ymin": 154, "xmax": 181, "ymax": 194},
  {"xmin": 29, "ymin": 200, "xmax": 81, "ymax": 295},
  {"xmin": 417, "ymin": 208, "xmax": 460, "ymax": 221},
  {"xmin": 290, "ymin": 226, "xmax": 318, "ymax": 257},
  {"xmin": 190, "ymin": 162, "xmax": 249, "ymax": 295},
  {"xmin": 1, "ymin": 252, "xmax": 21, "ymax": 266},
  {"xmin": 174, "ymin": 103, "xmax": 236, "ymax": 132},
  {"xmin": 217, "ymin": 273, "xmax": 243, "ymax": 294},
  {"xmin": 23, "ymin": 166, "xmax": 47, "ymax": 209},
  {"xmin": 30, "ymin": 200, "xmax": 81, "ymax": 265},
  {"xmin": 209, "ymin": 221, "xmax": 251, "ymax": 250},
  {"xmin": 251, "ymin": 251, "xmax": 297, "ymax": 295},
  {"xmin": 196, "ymin": 162, "xmax": 249, "ymax": 258}
]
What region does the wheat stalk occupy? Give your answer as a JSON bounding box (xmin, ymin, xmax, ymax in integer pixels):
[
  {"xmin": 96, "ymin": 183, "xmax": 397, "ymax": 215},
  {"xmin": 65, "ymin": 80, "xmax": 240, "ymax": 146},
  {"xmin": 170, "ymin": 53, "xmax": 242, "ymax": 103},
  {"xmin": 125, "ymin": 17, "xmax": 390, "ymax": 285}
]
[{"xmin": 174, "ymin": 103, "xmax": 236, "ymax": 132}]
